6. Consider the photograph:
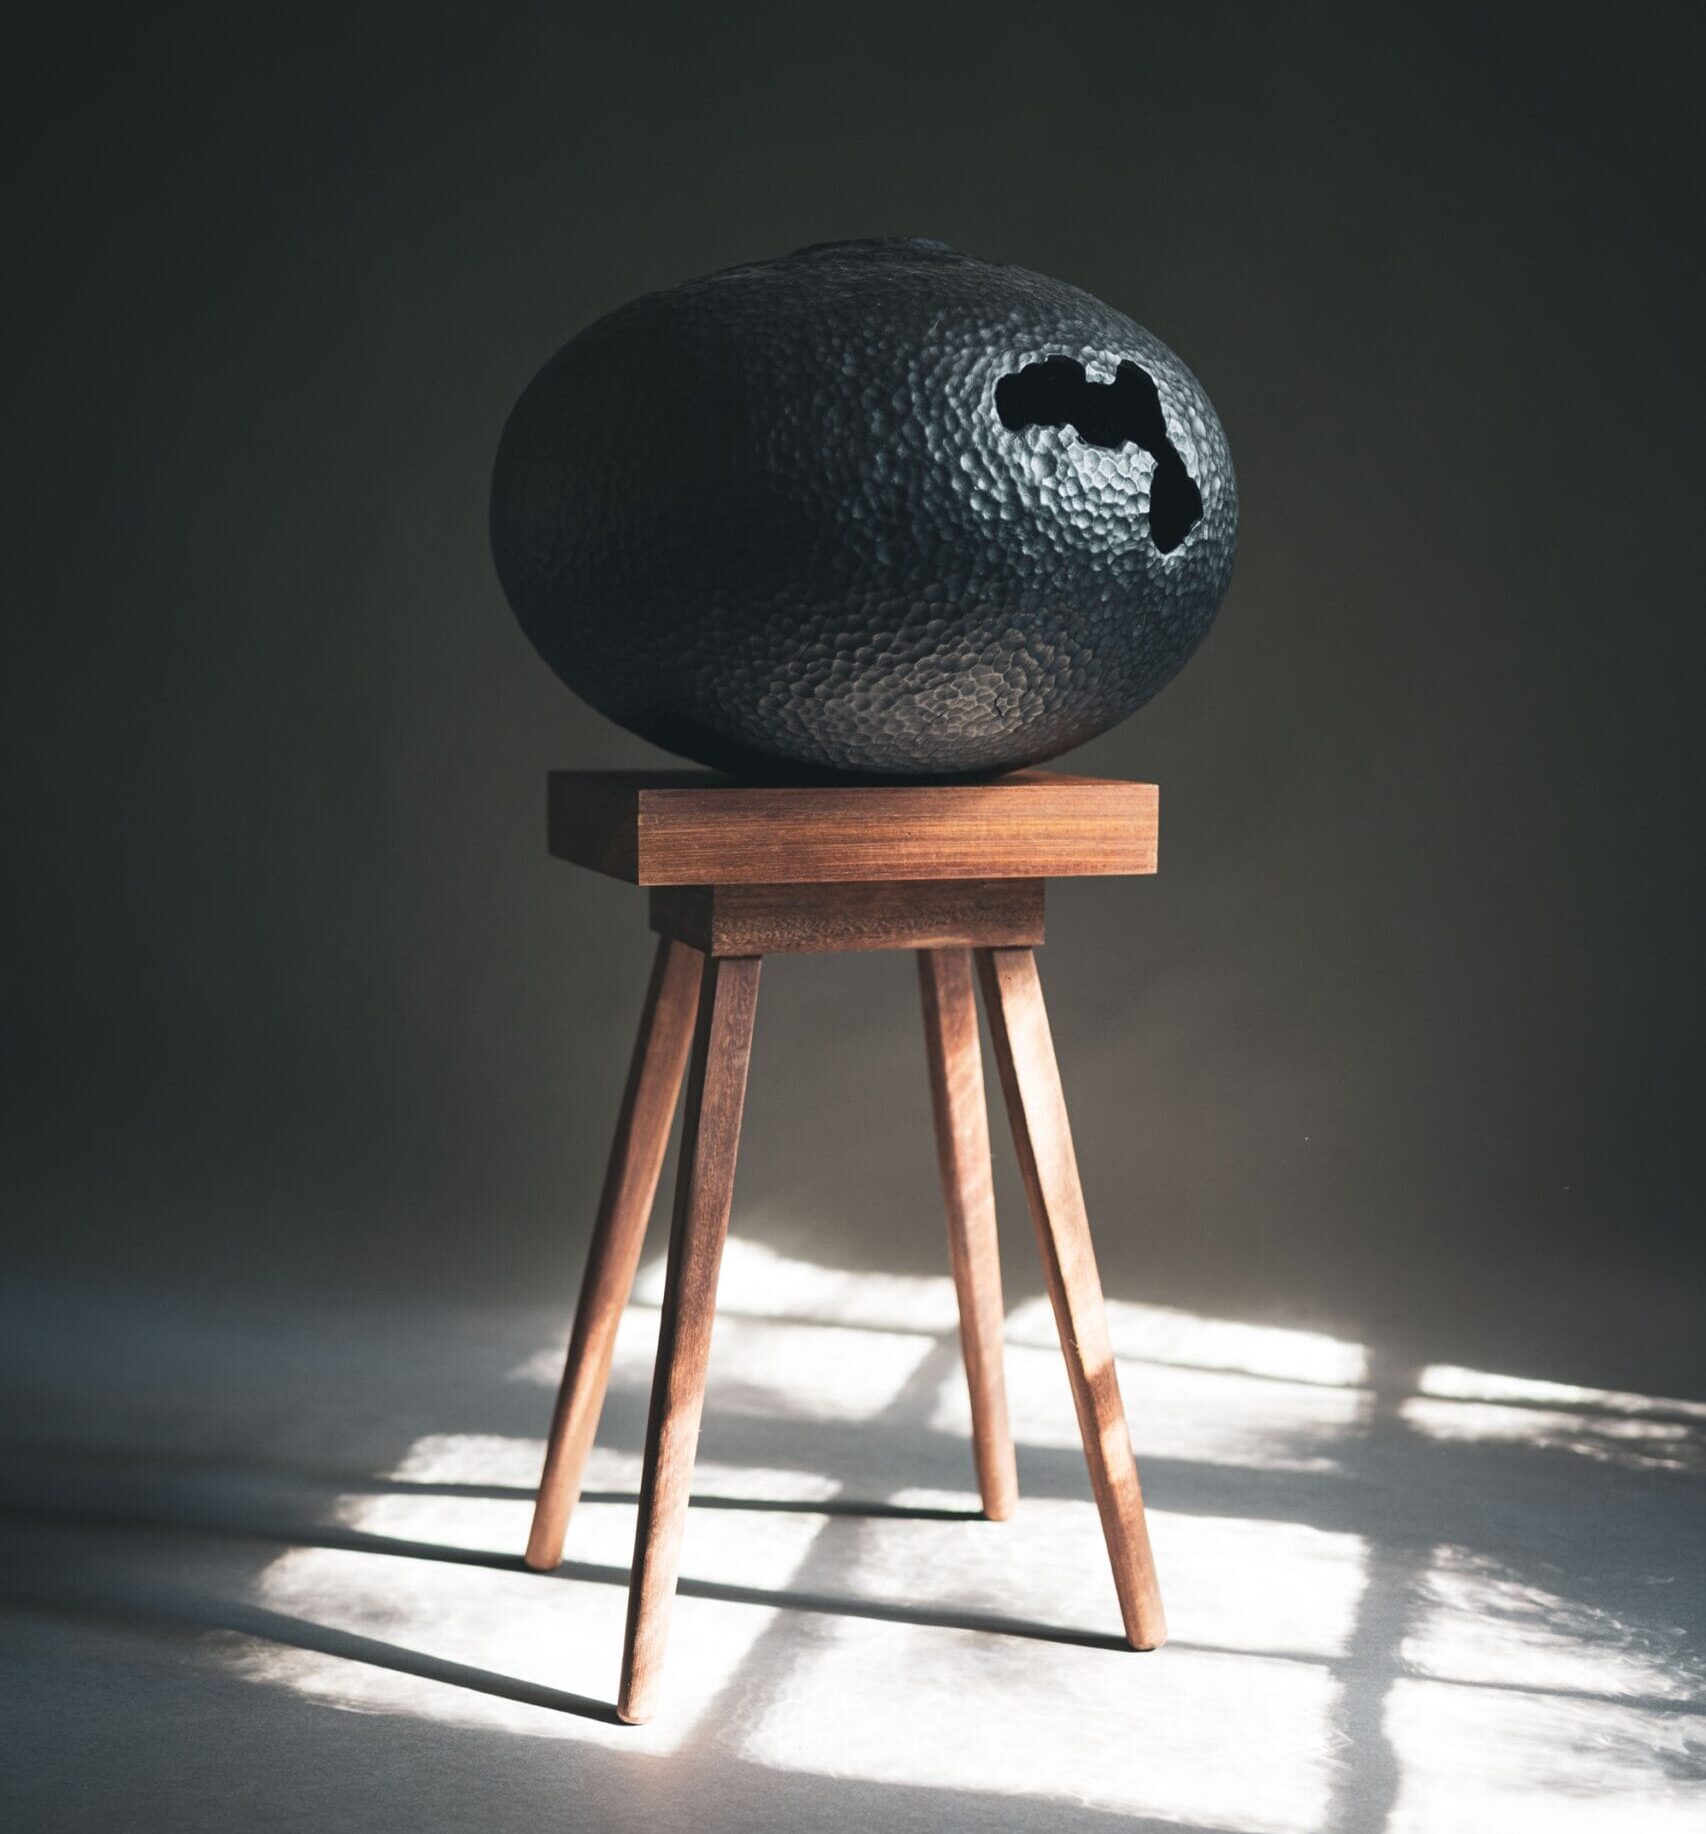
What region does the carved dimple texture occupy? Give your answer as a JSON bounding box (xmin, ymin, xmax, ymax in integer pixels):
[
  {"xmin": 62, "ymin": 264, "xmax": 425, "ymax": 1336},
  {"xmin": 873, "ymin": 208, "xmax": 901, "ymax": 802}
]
[{"xmin": 490, "ymin": 238, "xmax": 1238, "ymax": 777}]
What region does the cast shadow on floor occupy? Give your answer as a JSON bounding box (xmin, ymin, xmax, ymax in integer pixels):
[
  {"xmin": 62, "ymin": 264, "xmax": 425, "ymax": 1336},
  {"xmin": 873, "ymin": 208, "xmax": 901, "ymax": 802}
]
[{"xmin": 1, "ymin": 1272, "xmax": 1702, "ymax": 1833}]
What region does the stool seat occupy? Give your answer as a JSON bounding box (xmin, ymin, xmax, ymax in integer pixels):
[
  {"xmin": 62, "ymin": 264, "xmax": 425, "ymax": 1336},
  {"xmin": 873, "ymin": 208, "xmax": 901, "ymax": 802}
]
[
  {"xmin": 547, "ymin": 768, "xmax": 1158, "ymax": 884},
  {"xmin": 523, "ymin": 770, "xmax": 1168, "ymax": 1722}
]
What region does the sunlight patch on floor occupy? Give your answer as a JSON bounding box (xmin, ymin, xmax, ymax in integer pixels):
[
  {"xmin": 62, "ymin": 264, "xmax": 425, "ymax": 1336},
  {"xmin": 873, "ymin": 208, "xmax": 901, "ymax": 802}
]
[
  {"xmin": 747, "ymin": 1626, "xmax": 1342, "ymax": 1834},
  {"xmin": 1399, "ymin": 1396, "xmax": 1704, "ymax": 1472},
  {"xmin": 509, "ymin": 1296, "xmax": 941, "ymax": 1424},
  {"xmin": 1401, "ymin": 1544, "xmax": 1702, "ymax": 1699},
  {"xmin": 740, "ymin": 1503, "xmax": 1369, "ymax": 1827},
  {"xmin": 228, "ymin": 1541, "xmax": 762, "ymax": 1749},
  {"xmin": 1417, "ymin": 1364, "xmax": 1706, "ymax": 1419},
  {"xmin": 212, "ymin": 1249, "xmax": 1705, "ymax": 1825},
  {"xmin": 974, "ymin": 1338, "xmax": 1367, "ymax": 1472},
  {"xmin": 1384, "ymin": 1674, "xmax": 1705, "ymax": 1834},
  {"xmin": 633, "ymin": 1233, "xmax": 965, "ymax": 1333},
  {"xmin": 1006, "ymin": 1290, "xmax": 1370, "ymax": 1387}
]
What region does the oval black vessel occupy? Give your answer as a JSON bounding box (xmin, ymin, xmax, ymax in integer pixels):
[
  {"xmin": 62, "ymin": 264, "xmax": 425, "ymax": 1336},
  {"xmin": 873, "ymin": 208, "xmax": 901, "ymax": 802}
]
[{"xmin": 491, "ymin": 238, "xmax": 1237, "ymax": 777}]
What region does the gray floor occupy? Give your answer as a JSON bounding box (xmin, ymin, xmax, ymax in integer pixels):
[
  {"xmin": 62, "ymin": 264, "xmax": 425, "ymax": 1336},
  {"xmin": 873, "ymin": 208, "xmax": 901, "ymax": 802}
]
[{"xmin": 3, "ymin": 1241, "xmax": 1702, "ymax": 1833}]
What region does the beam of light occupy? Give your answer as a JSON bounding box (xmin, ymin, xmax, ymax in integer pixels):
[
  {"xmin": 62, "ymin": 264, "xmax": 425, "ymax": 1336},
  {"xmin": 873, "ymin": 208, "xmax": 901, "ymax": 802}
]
[
  {"xmin": 509, "ymin": 1290, "xmax": 942, "ymax": 1423},
  {"xmin": 633, "ymin": 1233, "xmax": 1372, "ymax": 1385},
  {"xmin": 201, "ymin": 1247, "xmax": 1703, "ymax": 1826},
  {"xmin": 1401, "ymin": 1545, "xmax": 1702, "ymax": 1699},
  {"xmin": 631, "ymin": 1232, "xmax": 965, "ymax": 1333},
  {"xmin": 1384, "ymin": 1674, "xmax": 1705, "ymax": 1834},
  {"xmin": 227, "ymin": 1539, "xmax": 770, "ymax": 1749},
  {"xmin": 1005, "ymin": 1293, "xmax": 1371, "ymax": 1388},
  {"xmin": 1398, "ymin": 1397, "xmax": 1704, "ymax": 1472},
  {"xmin": 957, "ymin": 1335, "xmax": 1367, "ymax": 1473},
  {"xmin": 1384, "ymin": 1547, "xmax": 1706, "ymax": 1830},
  {"xmin": 1417, "ymin": 1363, "xmax": 1706, "ymax": 1419},
  {"xmin": 741, "ymin": 1595, "xmax": 1346, "ymax": 1834}
]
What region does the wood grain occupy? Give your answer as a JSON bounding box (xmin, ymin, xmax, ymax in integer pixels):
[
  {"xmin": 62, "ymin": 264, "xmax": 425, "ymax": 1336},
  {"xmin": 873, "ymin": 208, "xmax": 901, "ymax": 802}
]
[
  {"xmin": 650, "ymin": 879, "xmax": 1044, "ymax": 955},
  {"xmin": 525, "ymin": 937, "xmax": 704, "ymax": 1571},
  {"xmin": 618, "ymin": 953, "xmax": 762, "ymax": 1724},
  {"xmin": 975, "ymin": 945, "xmax": 1167, "ymax": 1650},
  {"xmin": 918, "ymin": 949, "xmax": 1018, "ymax": 1521},
  {"xmin": 550, "ymin": 770, "xmax": 1158, "ymax": 886}
]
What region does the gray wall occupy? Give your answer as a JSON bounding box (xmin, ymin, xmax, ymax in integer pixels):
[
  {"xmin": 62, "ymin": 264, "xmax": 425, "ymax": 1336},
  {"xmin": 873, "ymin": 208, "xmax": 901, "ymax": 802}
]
[{"xmin": 5, "ymin": 4, "xmax": 1702, "ymax": 1391}]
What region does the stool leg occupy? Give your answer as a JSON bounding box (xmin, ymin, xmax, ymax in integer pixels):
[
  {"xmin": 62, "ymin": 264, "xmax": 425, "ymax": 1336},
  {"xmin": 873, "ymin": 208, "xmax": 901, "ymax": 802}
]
[
  {"xmin": 618, "ymin": 953, "xmax": 761, "ymax": 1724},
  {"xmin": 917, "ymin": 948, "xmax": 1019, "ymax": 1521},
  {"xmin": 975, "ymin": 946, "xmax": 1167, "ymax": 1650},
  {"xmin": 525, "ymin": 937, "xmax": 704, "ymax": 1572}
]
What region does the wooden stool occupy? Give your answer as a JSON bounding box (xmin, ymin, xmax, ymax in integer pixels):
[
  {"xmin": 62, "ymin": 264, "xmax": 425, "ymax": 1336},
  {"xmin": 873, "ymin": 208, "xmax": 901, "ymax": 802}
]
[{"xmin": 524, "ymin": 769, "xmax": 1168, "ymax": 1722}]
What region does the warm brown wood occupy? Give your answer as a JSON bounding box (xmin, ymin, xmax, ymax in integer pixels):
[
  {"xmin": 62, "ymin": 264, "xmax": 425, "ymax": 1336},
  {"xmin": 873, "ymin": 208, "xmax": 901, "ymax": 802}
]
[
  {"xmin": 525, "ymin": 937, "xmax": 704, "ymax": 1571},
  {"xmin": 975, "ymin": 945, "xmax": 1167, "ymax": 1650},
  {"xmin": 650, "ymin": 879, "xmax": 1045, "ymax": 956},
  {"xmin": 550, "ymin": 770, "xmax": 1158, "ymax": 886},
  {"xmin": 618, "ymin": 953, "xmax": 762, "ymax": 1724},
  {"xmin": 918, "ymin": 949, "xmax": 1019, "ymax": 1520},
  {"xmin": 530, "ymin": 771, "xmax": 1170, "ymax": 1712}
]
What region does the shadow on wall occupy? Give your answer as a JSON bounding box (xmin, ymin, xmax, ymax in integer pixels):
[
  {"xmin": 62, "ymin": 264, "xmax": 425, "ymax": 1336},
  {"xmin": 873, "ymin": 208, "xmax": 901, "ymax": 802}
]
[{"xmin": 1, "ymin": 1244, "xmax": 1703, "ymax": 1832}]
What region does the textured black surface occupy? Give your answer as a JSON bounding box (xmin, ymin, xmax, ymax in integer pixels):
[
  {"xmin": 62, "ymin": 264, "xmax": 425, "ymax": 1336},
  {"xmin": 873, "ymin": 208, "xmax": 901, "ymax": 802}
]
[{"xmin": 490, "ymin": 238, "xmax": 1237, "ymax": 777}]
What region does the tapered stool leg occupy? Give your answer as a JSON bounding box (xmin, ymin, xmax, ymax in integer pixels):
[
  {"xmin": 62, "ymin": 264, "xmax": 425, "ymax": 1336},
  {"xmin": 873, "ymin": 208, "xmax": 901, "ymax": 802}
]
[
  {"xmin": 975, "ymin": 946, "xmax": 1167, "ymax": 1649},
  {"xmin": 525, "ymin": 938, "xmax": 704, "ymax": 1571},
  {"xmin": 618, "ymin": 953, "xmax": 762, "ymax": 1724},
  {"xmin": 918, "ymin": 948, "xmax": 1019, "ymax": 1521}
]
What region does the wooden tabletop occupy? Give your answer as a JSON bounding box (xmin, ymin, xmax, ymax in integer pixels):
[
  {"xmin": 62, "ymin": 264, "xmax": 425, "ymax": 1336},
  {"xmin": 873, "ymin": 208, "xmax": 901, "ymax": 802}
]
[{"xmin": 548, "ymin": 769, "xmax": 1158, "ymax": 886}]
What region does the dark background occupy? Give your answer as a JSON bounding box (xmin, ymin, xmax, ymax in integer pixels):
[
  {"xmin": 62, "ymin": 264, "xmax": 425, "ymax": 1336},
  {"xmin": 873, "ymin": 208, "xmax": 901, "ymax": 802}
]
[{"xmin": 5, "ymin": 3, "xmax": 1702, "ymax": 1392}]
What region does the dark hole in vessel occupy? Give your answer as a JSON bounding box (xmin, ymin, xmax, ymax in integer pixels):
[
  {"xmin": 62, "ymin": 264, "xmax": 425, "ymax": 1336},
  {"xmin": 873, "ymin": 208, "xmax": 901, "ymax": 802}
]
[{"xmin": 995, "ymin": 356, "xmax": 1204, "ymax": 553}]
